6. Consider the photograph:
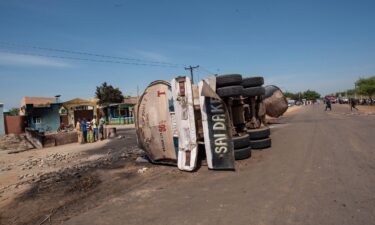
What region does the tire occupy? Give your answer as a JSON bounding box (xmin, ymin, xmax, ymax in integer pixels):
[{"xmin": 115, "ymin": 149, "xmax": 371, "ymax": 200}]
[
  {"xmin": 242, "ymin": 77, "xmax": 264, "ymax": 88},
  {"xmin": 216, "ymin": 85, "xmax": 243, "ymax": 98},
  {"xmin": 216, "ymin": 74, "xmax": 242, "ymax": 87},
  {"xmin": 250, "ymin": 138, "xmax": 271, "ymax": 149},
  {"xmin": 243, "ymin": 86, "xmax": 265, "ymax": 97},
  {"xmin": 233, "ymin": 134, "xmax": 250, "ymax": 149},
  {"xmin": 234, "ymin": 146, "xmax": 251, "ymax": 160},
  {"xmin": 247, "ymin": 127, "xmax": 270, "ymax": 140}
]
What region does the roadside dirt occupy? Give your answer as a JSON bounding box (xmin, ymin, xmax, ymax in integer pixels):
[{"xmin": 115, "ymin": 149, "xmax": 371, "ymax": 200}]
[
  {"xmin": 0, "ymin": 128, "xmax": 147, "ymax": 224},
  {"xmin": 356, "ymin": 105, "xmax": 375, "ymax": 112}
]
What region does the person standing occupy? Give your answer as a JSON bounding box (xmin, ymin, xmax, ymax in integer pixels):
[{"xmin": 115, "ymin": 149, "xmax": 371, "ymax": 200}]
[
  {"xmin": 99, "ymin": 116, "xmax": 106, "ymax": 140},
  {"xmin": 76, "ymin": 119, "xmax": 83, "ymax": 144},
  {"xmin": 87, "ymin": 126, "xmax": 94, "ymax": 143},
  {"xmin": 81, "ymin": 118, "xmax": 87, "ymax": 143},
  {"xmin": 350, "ymin": 98, "xmax": 359, "ymax": 111},
  {"xmin": 325, "ymin": 99, "xmax": 332, "ymax": 111},
  {"xmin": 91, "ymin": 117, "xmax": 98, "ymax": 142}
]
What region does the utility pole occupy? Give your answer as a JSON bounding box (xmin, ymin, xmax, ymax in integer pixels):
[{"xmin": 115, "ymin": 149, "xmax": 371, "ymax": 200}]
[{"xmin": 185, "ymin": 65, "xmax": 199, "ymax": 83}]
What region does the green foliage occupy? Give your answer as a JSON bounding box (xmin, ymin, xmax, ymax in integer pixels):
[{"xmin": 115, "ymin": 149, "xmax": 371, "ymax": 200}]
[
  {"xmin": 283, "ymin": 91, "xmax": 297, "ymax": 100},
  {"xmin": 346, "ymin": 89, "xmax": 356, "ymax": 96},
  {"xmin": 303, "ymin": 90, "xmax": 321, "ymax": 100},
  {"xmin": 284, "ymin": 90, "xmax": 321, "ymax": 100},
  {"xmin": 355, "ymin": 76, "xmax": 375, "ymax": 99},
  {"xmin": 95, "ymin": 82, "xmax": 124, "ymax": 105},
  {"xmin": 334, "ymin": 89, "xmax": 356, "ymax": 98},
  {"xmin": 8, "ymin": 107, "xmax": 20, "ymax": 116}
]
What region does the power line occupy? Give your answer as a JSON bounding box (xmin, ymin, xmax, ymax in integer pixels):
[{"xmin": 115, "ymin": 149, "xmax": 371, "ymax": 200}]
[
  {"xmin": 199, "ymin": 66, "xmax": 217, "ymax": 75},
  {"xmin": 0, "ymin": 41, "xmax": 182, "ymax": 67},
  {"xmin": 0, "ymin": 41, "xmax": 220, "ymax": 75},
  {"xmin": 0, "ymin": 48, "xmax": 181, "ymax": 68}
]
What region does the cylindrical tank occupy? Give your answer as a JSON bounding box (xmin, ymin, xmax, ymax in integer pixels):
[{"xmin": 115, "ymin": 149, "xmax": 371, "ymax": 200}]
[
  {"xmin": 135, "ymin": 80, "xmax": 177, "ymax": 165},
  {"xmin": 263, "ymin": 85, "xmax": 288, "ymax": 118}
]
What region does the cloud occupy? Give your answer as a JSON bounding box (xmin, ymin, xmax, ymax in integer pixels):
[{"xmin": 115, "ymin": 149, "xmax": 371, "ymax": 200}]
[
  {"xmin": 0, "ymin": 52, "xmax": 71, "ymax": 68},
  {"xmin": 133, "ymin": 50, "xmax": 170, "ymax": 62}
]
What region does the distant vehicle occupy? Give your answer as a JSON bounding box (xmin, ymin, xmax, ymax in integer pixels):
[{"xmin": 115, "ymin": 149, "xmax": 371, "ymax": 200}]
[
  {"xmin": 295, "ymin": 101, "xmax": 303, "ymax": 106},
  {"xmin": 288, "ymin": 100, "xmax": 295, "ymax": 107},
  {"xmin": 338, "ymin": 98, "xmax": 349, "ymax": 104},
  {"xmin": 325, "ymin": 96, "xmax": 337, "ymax": 104}
]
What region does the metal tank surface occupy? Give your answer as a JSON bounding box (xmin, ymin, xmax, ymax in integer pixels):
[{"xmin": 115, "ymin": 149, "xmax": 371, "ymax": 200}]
[
  {"xmin": 135, "ymin": 80, "xmax": 178, "ymax": 165},
  {"xmin": 263, "ymin": 85, "xmax": 288, "ymax": 118}
]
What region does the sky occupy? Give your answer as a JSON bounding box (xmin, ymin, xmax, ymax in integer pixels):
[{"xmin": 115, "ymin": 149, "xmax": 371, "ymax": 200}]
[{"xmin": 0, "ymin": 0, "xmax": 375, "ymax": 109}]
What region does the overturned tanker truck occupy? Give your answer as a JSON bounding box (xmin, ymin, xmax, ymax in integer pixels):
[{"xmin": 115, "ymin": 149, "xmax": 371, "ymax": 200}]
[{"xmin": 135, "ymin": 74, "xmax": 288, "ymax": 172}]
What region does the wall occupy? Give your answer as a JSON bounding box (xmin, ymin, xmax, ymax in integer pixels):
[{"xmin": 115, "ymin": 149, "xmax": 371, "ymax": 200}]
[
  {"xmin": 73, "ymin": 110, "xmax": 94, "ymax": 125},
  {"xmin": 5, "ymin": 116, "xmax": 26, "ymax": 134},
  {"xmin": 0, "ymin": 104, "xmax": 5, "ymax": 136},
  {"xmin": 25, "ymin": 128, "xmax": 78, "ymax": 148}
]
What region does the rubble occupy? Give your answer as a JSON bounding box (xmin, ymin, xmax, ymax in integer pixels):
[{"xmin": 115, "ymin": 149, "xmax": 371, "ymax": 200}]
[
  {"xmin": 18, "ymin": 153, "xmax": 81, "ymax": 170},
  {"xmin": 0, "ymin": 134, "xmax": 35, "ymax": 152},
  {"xmin": 135, "ymin": 156, "xmax": 149, "ymax": 163},
  {"xmin": 137, "ymin": 167, "xmax": 148, "ymax": 174}
]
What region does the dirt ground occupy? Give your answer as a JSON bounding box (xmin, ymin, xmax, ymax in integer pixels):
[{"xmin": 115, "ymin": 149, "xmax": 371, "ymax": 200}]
[
  {"xmin": 0, "ymin": 128, "xmax": 146, "ymax": 224},
  {"xmin": 356, "ymin": 105, "xmax": 375, "ymax": 112},
  {"xmin": 1, "ymin": 104, "xmax": 375, "ymax": 225}
]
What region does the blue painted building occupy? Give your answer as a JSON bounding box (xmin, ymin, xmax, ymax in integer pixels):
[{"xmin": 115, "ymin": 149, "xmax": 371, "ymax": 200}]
[
  {"xmin": 0, "ymin": 103, "xmax": 5, "ymax": 136},
  {"xmin": 20, "ymin": 97, "xmax": 61, "ymax": 133},
  {"xmin": 24, "ymin": 104, "xmax": 61, "ymax": 132}
]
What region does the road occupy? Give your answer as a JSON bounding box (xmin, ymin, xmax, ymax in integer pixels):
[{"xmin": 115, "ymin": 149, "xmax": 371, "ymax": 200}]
[
  {"xmin": 2, "ymin": 104, "xmax": 375, "ymax": 225},
  {"xmin": 59, "ymin": 104, "xmax": 375, "ymax": 225}
]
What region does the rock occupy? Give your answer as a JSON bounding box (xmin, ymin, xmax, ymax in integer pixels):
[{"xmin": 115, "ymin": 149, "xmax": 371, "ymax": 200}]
[
  {"xmin": 135, "ymin": 157, "xmax": 149, "ymax": 163},
  {"xmin": 137, "ymin": 167, "xmax": 148, "ymax": 174}
]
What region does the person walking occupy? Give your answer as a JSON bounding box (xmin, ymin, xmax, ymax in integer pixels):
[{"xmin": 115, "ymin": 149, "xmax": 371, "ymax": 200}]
[
  {"xmin": 81, "ymin": 118, "xmax": 87, "ymax": 143},
  {"xmin": 76, "ymin": 119, "xmax": 83, "ymax": 144},
  {"xmin": 350, "ymin": 98, "xmax": 359, "ymax": 111},
  {"xmin": 91, "ymin": 117, "xmax": 98, "ymax": 142},
  {"xmin": 99, "ymin": 116, "xmax": 106, "ymax": 140},
  {"xmin": 325, "ymin": 99, "xmax": 332, "ymax": 111}
]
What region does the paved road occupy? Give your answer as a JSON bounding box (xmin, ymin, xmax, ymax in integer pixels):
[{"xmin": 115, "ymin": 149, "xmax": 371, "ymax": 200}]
[{"xmin": 65, "ymin": 104, "xmax": 375, "ymax": 225}]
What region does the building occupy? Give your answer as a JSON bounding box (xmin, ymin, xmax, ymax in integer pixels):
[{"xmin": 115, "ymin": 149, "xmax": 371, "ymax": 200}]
[
  {"xmin": 0, "ymin": 103, "xmax": 5, "ymax": 136},
  {"xmin": 20, "ymin": 96, "xmax": 61, "ymax": 132},
  {"xmin": 62, "ymin": 98, "xmax": 98, "ymax": 126},
  {"xmin": 101, "ymin": 97, "xmax": 137, "ymax": 125}
]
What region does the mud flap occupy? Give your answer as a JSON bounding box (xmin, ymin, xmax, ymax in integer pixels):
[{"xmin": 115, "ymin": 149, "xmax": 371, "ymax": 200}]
[
  {"xmin": 171, "ymin": 77, "xmax": 198, "ymax": 171},
  {"xmin": 199, "ymin": 78, "xmax": 235, "ymax": 170}
]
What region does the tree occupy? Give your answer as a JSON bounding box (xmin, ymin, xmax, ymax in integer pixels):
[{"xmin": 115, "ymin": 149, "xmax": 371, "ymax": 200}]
[
  {"xmin": 8, "ymin": 107, "xmax": 20, "ymax": 116},
  {"xmin": 346, "ymin": 89, "xmax": 356, "ymax": 97},
  {"xmin": 355, "ymin": 76, "xmax": 375, "ymax": 101},
  {"xmin": 95, "ymin": 82, "xmax": 124, "ymax": 105},
  {"xmin": 302, "ymin": 90, "xmax": 321, "ymax": 100},
  {"xmin": 284, "ymin": 91, "xmax": 297, "ymax": 100}
]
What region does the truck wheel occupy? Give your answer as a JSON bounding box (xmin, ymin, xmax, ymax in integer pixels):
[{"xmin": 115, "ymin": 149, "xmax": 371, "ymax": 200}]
[
  {"xmin": 247, "ymin": 127, "xmax": 270, "ymax": 140},
  {"xmin": 243, "ymin": 86, "xmax": 265, "ymax": 97},
  {"xmin": 242, "ymin": 87, "xmax": 265, "ymax": 97},
  {"xmin": 234, "ymin": 146, "xmax": 251, "ymax": 160},
  {"xmin": 233, "ymin": 134, "xmax": 250, "ymax": 149},
  {"xmin": 250, "ymin": 138, "xmax": 271, "ymax": 149},
  {"xmin": 242, "ymin": 77, "xmax": 264, "ymax": 88},
  {"xmin": 216, "ymin": 74, "xmax": 242, "ymax": 87},
  {"xmin": 217, "ymin": 85, "xmax": 243, "ymax": 98}
]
